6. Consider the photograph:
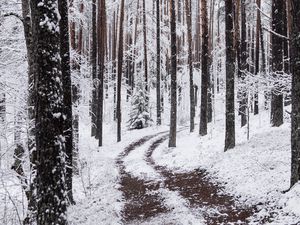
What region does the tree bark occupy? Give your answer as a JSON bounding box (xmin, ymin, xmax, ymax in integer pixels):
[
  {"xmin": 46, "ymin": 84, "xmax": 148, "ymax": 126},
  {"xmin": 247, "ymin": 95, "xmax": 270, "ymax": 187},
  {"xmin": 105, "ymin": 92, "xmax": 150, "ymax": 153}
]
[
  {"xmin": 224, "ymin": 0, "xmax": 236, "ymax": 151},
  {"xmin": 240, "ymin": 0, "xmax": 248, "ymax": 127},
  {"xmin": 91, "ymin": 0, "xmax": 98, "ymax": 137},
  {"xmin": 199, "ymin": 0, "xmax": 208, "ymax": 136},
  {"xmin": 271, "ymin": 0, "xmax": 284, "ymax": 127},
  {"xmin": 254, "ymin": 0, "xmax": 261, "ymax": 115},
  {"xmin": 142, "ymin": 0, "xmax": 149, "ymax": 94},
  {"xmin": 58, "ymin": 0, "xmax": 74, "ymax": 205},
  {"xmin": 156, "ymin": 0, "xmax": 162, "ymax": 125},
  {"xmin": 168, "ymin": 0, "xmax": 177, "ymax": 147},
  {"xmin": 97, "ymin": 0, "xmax": 107, "ymax": 146},
  {"xmin": 31, "ymin": 0, "xmax": 67, "ymax": 223},
  {"xmin": 117, "ymin": 0, "xmax": 125, "ymax": 142},
  {"xmin": 290, "ymin": 0, "xmax": 300, "ymax": 187},
  {"xmin": 185, "ymin": 0, "xmax": 194, "ymax": 132}
]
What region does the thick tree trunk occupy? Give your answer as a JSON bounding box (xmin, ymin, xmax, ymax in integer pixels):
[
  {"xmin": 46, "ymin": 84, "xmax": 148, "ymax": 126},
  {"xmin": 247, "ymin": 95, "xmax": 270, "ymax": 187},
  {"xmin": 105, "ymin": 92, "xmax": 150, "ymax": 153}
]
[
  {"xmin": 31, "ymin": 0, "xmax": 67, "ymax": 223},
  {"xmin": 199, "ymin": 0, "xmax": 208, "ymax": 136},
  {"xmin": 117, "ymin": 0, "xmax": 125, "ymax": 142},
  {"xmin": 290, "ymin": 0, "xmax": 300, "ymax": 187},
  {"xmin": 271, "ymin": 0, "xmax": 284, "ymax": 127},
  {"xmin": 168, "ymin": 0, "xmax": 177, "ymax": 147},
  {"xmin": 97, "ymin": 0, "xmax": 106, "ymax": 146},
  {"xmin": 224, "ymin": 0, "xmax": 236, "ymax": 151},
  {"xmin": 58, "ymin": 0, "xmax": 74, "ymax": 205}
]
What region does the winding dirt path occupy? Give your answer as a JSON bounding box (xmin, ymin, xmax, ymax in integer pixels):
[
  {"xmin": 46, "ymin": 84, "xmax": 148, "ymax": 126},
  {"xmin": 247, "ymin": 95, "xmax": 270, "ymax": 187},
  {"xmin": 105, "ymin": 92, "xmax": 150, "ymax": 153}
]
[
  {"xmin": 145, "ymin": 135, "xmax": 258, "ymax": 225},
  {"xmin": 117, "ymin": 131, "xmax": 261, "ymax": 225},
  {"xmin": 116, "ymin": 133, "xmax": 169, "ymax": 223}
]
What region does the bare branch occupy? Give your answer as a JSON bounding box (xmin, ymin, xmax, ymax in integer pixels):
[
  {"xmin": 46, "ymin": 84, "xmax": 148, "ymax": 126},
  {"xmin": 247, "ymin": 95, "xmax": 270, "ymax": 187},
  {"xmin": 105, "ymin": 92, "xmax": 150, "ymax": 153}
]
[{"xmin": 262, "ymin": 26, "xmax": 289, "ymax": 41}]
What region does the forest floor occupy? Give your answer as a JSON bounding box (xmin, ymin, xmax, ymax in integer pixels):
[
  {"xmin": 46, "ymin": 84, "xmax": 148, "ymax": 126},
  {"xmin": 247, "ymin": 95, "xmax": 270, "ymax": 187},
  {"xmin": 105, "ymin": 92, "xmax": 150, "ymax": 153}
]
[
  {"xmin": 67, "ymin": 104, "xmax": 300, "ymax": 225},
  {"xmin": 117, "ymin": 132, "xmax": 257, "ymax": 225}
]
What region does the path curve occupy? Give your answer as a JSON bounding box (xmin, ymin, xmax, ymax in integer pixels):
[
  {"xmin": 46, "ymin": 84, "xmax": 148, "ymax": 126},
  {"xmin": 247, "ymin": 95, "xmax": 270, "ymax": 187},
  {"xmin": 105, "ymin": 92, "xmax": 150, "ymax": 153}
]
[
  {"xmin": 145, "ymin": 135, "xmax": 258, "ymax": 225},
  {"xmin": 116, "ymin": 133, "xmax": 169, "ymax": 223}
]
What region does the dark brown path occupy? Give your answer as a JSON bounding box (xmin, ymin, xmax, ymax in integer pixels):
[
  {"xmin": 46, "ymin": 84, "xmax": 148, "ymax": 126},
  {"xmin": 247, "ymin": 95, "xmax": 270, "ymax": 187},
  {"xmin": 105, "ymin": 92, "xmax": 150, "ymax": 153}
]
[
  {"xmin": 145, "ymin": 135, "xmax": 258, "ymax": 225},
  {"xmin": 117, "ymin": 132, "xmax": 262, "ymax": 225},
  {"xmin": 116, "ymin": 134, "xmax": 169, "ymax": 223}
]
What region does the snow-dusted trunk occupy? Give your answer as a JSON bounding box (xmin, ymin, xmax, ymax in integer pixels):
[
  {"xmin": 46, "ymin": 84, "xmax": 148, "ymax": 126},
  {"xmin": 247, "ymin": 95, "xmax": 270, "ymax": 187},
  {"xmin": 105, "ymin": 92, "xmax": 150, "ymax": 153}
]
[
  {"xmin": 240, "ymin": 0, "xmax": 248, "ymax": 127},
  {"xmin": 199, "ymin": 0, "xmax": 208, "ymax": 136},
  {"xmin": 207, "ymin": 0, "xmax": 214, "ymax": 124},
  {"xmin": 270, "ymin": 0, "xmax": 284, "ymax": 127},
  {"xmin": 142, "ymin": 0, "xmax": 149, "ymax": 95},
  {"xmin": 30, "ymin": 0, "xmax": 67, "ymax": 224},
  {"xmin": 97, "ymin": 0, "xmax": 106, "ymax": 146},
  {"xmin": 58, "ymin": 0, "xmax": 74, "ymax": 204},
  {"xmin": 185, "ymin": 0, "xmax": 194, "ymax": 132},
  {"xmin": 168, "ymin": 0, "xmax": 177, "ymax": 147},
  {"xmin": 117, "ymin": 0, "xmax": 125, "ymax": 142},
  {"xmin": 156, "ymin": 0, "xmax": 162, "ymax": 125},
  {"xmin": 91, "ymin": 0, "xmax": 98, "ymax": 137},
  {"xmin": 224, "ymin": 0, "xmax": 236, "ymax": 151},
  {"xmin": 290, "ymin": 0, "xmax": 300, "ymax": 187},
  {"xmin": 21, "ymin": 0, "xmax": 38, "ymax": 223},
  {"xmin": 254, "ymin": 0, "xmax": 261, "ymax": 115}
]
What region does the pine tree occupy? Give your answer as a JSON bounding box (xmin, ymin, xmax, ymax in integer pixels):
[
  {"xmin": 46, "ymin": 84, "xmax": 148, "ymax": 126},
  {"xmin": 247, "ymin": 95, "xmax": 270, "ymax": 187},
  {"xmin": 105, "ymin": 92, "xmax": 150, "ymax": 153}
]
[
  {"xmin": 240, "ymin": 0, "xmax": 248, "ymax": 127},
  {"xmin": 270, "ymin": 0, "xmax": 284, "ymax": 127},
  {"xmin": 224, "ymin": 0, "xmax": 236, "ymax": 151},
  {"xmin": 199, "ymin": 0, "xmax": 209, "ymax": 136},
  {"xmin": 117, "ymin": 0, "xmax": 125, "ymax": 142},
  {"xmin": 169, "ymin": 0, "xmax": 177, "ymax": 147},
  {"xmin": 290, "ymin": 0, "xmax": 300, "ymax": 187},
  {"xmin": 128, "ymin": 83, "xmax": 152, "ymax": 129},
  {"xmin": 185, "ymin": 0, "xmax": 195, "ymax": 132},
  {"xmin": 91, "ymin": 0, "xmax": 98, "ymax": 137},
  {"xmin": 97, "ymin": 0, "xmax": 107, "ymax": 146},
  {"xmin": 58, "ymin": 0, "xmax": 74, "ymax": 204},
  {"xmin": 156, "ymin": 0, "xmax": 162, "ymax": 125},
  {"xmin": 30, "ymin": 0, "xmax": 67, "ymax": 224}
]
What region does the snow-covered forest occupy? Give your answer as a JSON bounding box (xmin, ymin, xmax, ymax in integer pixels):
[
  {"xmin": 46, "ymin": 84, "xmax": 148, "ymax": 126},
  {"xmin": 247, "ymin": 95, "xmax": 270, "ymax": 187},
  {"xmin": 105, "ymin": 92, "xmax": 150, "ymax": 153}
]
[{"xmin": 0, "ymin": 0, "xmax": 300, "ymax": 224}]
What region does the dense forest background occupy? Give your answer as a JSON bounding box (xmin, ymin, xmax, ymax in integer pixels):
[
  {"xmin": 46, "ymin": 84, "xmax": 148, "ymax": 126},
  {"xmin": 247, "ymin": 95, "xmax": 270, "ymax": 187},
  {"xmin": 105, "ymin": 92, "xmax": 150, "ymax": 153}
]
[{"xmin": 0, "ymin": 0, "xmax": 300, "ymax": 224}]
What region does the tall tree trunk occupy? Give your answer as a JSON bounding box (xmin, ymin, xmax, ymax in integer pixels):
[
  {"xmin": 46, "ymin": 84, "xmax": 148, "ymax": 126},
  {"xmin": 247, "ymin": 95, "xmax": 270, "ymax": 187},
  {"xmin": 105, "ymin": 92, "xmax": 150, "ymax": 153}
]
[
  {"xmin": 112, "ymin": 10, "xmax": 118, "ymax": 121},
  {"xmin": 58, "ymin": 0, "xmax": 74, "ymax": 205},
  {"xmin": 185, "ymin": 0, "xmax": 194, "ymax": 132},
  {"xmin": 97, "ymin": 0, "xmax": 107, "ymax": 146},
  {"xmin": 271, "ymin": 0, "xmax": 284, "ymax": 127},
  {"xmin": 91, "ymin": 0, "xmax": 98, "ymax": 137},
  {"xmin": 199, "ymin": 0, "xmax": 208, "ymax": 136},
  {"xmin": 207, "ymin": 0, "xmax": 214, "ymax": 123},
  {"xmin": 283, "ymin": 1, "xmax": 290, "ymax": 74},
  {"xmin": 240, "ymin": 0, "xmax": 248, "ymax": 127},
  {"xmin": 224, "ymin": 0, "xmax": 236, "ymax": 151},
  {"xmin": 290, "ymin": 0, "xmax": 300, "ymax": 187},
  {"xmin": 117, "ymin": 0, "xmax": 125, "ymax": 142},
  {"xmin": 21, "ymin": 0, "xmax": 38, "ymax": 223},
  {"xmin": 254, "ymin": 0, "xmax": 261, "ymax": 115},
  {"xmin": 169, "ymin": 0, "xmax": 177, "ymax": 147},
  {"xmin": 156, "ymin": 0, "xmax": 162, "ymax": 125},
  {"xmin": 142, "ymin": 0, "xmax": 149, "ymax": 94},
  {"xmin": 31, "ymin": 0, "xmax": 67, "ymax": 223}
]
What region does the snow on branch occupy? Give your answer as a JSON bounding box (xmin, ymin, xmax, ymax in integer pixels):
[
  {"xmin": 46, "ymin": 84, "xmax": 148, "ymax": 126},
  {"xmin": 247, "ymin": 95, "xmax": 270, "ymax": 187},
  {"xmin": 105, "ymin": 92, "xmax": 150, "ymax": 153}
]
[{"xmin": 2, "ymin": 12, "xmax": 23, "ymax": 23}]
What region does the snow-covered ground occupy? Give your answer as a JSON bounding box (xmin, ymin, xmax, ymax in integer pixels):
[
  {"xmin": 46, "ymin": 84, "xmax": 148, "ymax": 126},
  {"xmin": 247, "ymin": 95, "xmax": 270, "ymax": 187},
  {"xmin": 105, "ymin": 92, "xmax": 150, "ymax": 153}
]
[
  {"xmin": 69, "ymin": 99, "xmax": 300, "ymax": 224},
  {"xmin": 152, "ymin": 99, "xmax": 300, "ymax": 224},
  {"xmin": 2, "ymin": 100, "xmax": 299, "ymax": 225}
]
